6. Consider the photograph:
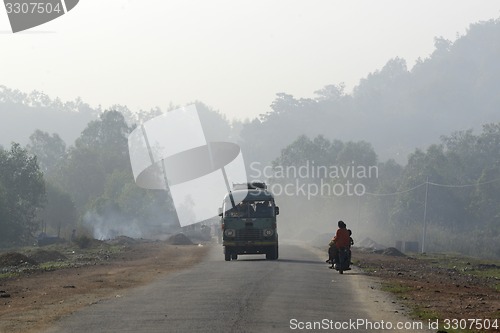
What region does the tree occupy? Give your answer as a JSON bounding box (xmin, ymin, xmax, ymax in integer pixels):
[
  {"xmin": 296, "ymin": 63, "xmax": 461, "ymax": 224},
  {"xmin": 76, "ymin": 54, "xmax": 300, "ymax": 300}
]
[
  {"xmin": 353, "ymin": 57, "xmax": 410, "ymax": 106},
  {"xmin": 195, "ymin": 101, "xmax": 233, "ymax": 142},
  {"xmin": 0, "ymin": 143, "xmax": 45, "ymax": 245},
  {"xmin": 0, "ymin": 179, "xmax": 7, "ymax": 234},
  {"xmin": 391, "ymin": 144, "xmax": 472, "ymax": 232},
  {"xmin": 337, "ymin": 141, "xmax": 377, "ymax": 169},
  {"xmin": 75, "ymin": 110, "xmax": 132, "ymax": 174},
  {"xmin": 57, "ymin": 110, "xmax": 133, "ymax": 212},
  {"xmin": 26, "ymin": 130, "xmax": 66, "ymax": 175},
  {"xmin": 84, "ymin": 170, "xmax": 177, "ymax": 239},
  {"xmin": 58, "ymin": 146, "xmax": 106, "ymax": 213},
  {"xmin": 314, "ymin": 84, "xmax": 346, "ymax": 102},
  {"xmin": 38, "ymin": 182, "xmax": 77, "ymax": 236},
  {"xmin": 273, "ymin": 135, "xmax": 330, "ymax": 167}
]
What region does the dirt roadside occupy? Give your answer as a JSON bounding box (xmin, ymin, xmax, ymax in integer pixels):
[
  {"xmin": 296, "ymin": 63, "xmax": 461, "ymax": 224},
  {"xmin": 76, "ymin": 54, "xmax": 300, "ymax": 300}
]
[
  {"xmin": 1, "ymin": 240, "xmax": 499, "ymax": 333},
  {"xmin": 0, "ymin": 238, "xmax": 208, "ymax": 333},
  {"xmin": 352, "ymin": 247, "xmax": 500, "ymax": 333}
]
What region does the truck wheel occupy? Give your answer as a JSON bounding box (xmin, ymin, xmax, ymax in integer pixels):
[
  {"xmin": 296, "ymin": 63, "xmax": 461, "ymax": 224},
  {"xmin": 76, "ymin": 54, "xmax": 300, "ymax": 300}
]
[
  {"xmin": 266, "ymin": 246, "xmax": 278, "ymax": 260},
  {"xmin": 231, "ymin": 253, "xmax": 238, "ymax": 260},
  {"xmin": 225, "ymin": 253, "xmax": 231, "ymax": 261}
]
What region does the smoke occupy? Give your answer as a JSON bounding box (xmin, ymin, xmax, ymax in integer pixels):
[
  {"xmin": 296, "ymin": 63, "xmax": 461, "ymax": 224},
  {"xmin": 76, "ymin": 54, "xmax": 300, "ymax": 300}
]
[
  {"xmin": 83, "ymin": 211, "xmax": 142, "ymax": 240},
  {"xmin": 82, "ymin": 207, "xmax": 180, "ymax": 240}
]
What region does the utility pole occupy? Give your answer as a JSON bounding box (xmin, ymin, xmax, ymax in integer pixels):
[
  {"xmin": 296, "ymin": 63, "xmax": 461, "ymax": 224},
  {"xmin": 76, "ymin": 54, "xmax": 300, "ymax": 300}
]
[
  {"xmin": 421, "ymin": 176, "xmax": 429, "ymax": 253},
  {"xmin": 356, "ymin": 195, "xmax": 361, "ymax": 231}
]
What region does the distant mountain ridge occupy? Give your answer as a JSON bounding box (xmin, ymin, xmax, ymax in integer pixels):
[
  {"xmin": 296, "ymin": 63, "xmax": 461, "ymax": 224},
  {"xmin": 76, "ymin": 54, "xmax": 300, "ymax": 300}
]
[
  {"xmin": 238, "ymin": 18, "xmax": 500, "ymax": 165},
  {"xmin": 2, "ymin": 19, "xmax": 500, "ymax": 164},
  {"xmin": 0, "ymin": 87, "xmax": 98, "ymax": 148}
]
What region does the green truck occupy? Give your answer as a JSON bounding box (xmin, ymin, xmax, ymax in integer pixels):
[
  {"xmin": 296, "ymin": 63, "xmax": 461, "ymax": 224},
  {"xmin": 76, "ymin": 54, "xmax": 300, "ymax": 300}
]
[{"xmin": 219, "ymin": 182, "xmax": 279, "ymax": 261}]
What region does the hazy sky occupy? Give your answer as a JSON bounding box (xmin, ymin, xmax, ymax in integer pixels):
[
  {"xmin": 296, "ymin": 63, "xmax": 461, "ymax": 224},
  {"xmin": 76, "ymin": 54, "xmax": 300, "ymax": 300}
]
[{"xmin": 1, "ymin": 0, "xmax": 499, "ymax": 120}]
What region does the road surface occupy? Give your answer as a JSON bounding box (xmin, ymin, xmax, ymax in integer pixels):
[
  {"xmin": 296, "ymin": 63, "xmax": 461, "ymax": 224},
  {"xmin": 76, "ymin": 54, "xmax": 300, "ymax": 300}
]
[{"xmin": 45, "ymin": 242, "xmax": 430, "ymax": 333}]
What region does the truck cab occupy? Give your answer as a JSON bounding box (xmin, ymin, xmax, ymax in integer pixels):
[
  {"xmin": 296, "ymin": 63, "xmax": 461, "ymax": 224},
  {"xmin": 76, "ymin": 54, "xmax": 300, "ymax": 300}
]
[{"xmin": 220, "ymin": 182, "xmax": 279, "ymax": 261}]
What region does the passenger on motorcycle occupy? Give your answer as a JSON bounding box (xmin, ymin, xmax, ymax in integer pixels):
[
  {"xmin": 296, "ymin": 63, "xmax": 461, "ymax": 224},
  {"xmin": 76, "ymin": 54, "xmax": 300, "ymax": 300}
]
[
  {"xmin": 327, "ymin": 220, "xmax": 350, "ymax": 268},
  {"xmin": 347, "ymin": 229, "xmax": 354, "ymax": 264}
]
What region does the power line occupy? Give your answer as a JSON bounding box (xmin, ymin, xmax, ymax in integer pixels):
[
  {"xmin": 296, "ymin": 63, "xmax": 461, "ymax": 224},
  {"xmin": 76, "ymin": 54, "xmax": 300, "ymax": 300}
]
[
  {"xmin": 364, "ymin": 183, "xmax": 426, "ymax": 197},
  {"xmin": 364, "ymin": 177, "xmax": 500, "ymax": 197},
  {"xmin": 428, "ymin": 177, "xmax": 500, "ymax": 188}
]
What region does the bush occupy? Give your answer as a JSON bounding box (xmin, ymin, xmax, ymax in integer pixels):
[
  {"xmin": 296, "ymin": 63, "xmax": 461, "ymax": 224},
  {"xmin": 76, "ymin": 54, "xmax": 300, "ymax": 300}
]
[{"xmin": 73, "ymin": 234, "xmax": 92, "ymax": 249}]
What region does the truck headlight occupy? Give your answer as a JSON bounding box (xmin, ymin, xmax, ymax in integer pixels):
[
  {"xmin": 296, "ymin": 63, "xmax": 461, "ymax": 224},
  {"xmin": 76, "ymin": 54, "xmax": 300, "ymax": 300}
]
[
  {"xmin": 263, "ymin": 229, "xmax": 274, "ymax": 237},
  {"xmin": 224, "ymin": 229, "xmax": 235, "ymax": 237}
]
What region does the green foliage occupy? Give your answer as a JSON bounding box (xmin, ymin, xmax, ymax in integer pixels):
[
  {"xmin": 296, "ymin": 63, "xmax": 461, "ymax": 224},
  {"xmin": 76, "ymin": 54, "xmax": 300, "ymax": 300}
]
[
  {"xmin": 84, "ymin": 169, "xmax": 177, "ymax": 238},
  {"xmin": 270, "ymin": 135, "xmax": 380, "ymax": 237},
  {"xmin": 0, "ymin": 143, "xmax": 45, "ymax": 245},
  {"xmin": 195, "ymin": 102, "xmax": 233, "ymax": 142},
  {"xmin": 239, "ymin": 19, "xmax": 500, "ymax": 166},
  {"xmin": 386, "ymin": 123, "xmax": 500, "ymax": 255},
  {"xmin": 58, "ymin": 146, "xmax": 107, "ymax": 212},
  {"xmin": 16, "ymin": 108, "xmax": 182, "ymax": 241},
  {"xmin": 75, "ymin": 110, "xmax": 131, "ymax": 174},
  {"xmin": 56, "ymin": 110, "xmax": 132, "ymax": 213},
  {"xmin": 2, "ymin": 18, "xmax": 500, "ymax": 249},
  {"xmin": 26, "ymin": 130, "xmax": 66, "ymax": 175},
  {"xmin": 273, "ymin": 135, "xmax": 378, "ymax": 189},
  {"xmin": 0, "ymin": 86, "xmax": 98, "ymax": 149},
  {"xmin": 37, "ymin": 182, "xmax": 77, "ymax": 237},
  {"xmin": 73, "ymin": 234, "xmax": 92, "ymax": 249},
  {"xmin": 0, "ymin": 180, "xmax": 8, "ymax": 233},
  {"xmin": 273, "ymin": 121, "xmax": 500, "ymax": 258}
]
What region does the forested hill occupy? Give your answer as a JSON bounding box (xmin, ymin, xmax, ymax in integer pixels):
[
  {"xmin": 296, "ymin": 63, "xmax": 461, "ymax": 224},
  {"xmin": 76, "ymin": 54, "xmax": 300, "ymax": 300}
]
[
  {"xmin": 239, "ymin": 19, "xmax": 500, "ymax": 165},
  {"xmin": 1, "ymin": 20, "xmax": 499, "ymax": 257},
  {"xmin": 1, "ymin": 19, "xmax": 500, "ymax": 164},
  {"xmin": 0, "ymin": 87, "xmax": 98, "ymax": 148}
]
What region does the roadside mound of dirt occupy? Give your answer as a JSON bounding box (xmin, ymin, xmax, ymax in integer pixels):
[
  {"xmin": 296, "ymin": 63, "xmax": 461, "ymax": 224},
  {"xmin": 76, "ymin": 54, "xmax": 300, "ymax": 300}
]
[
  {"xmin": 374, "ymin": 247, "xmax": 406, "ymax": 257},
  {"xmin": 167, "ymin": 233, "xmax": 194, "ymax": 245},
  {"xmin": 357, "ymin": 237, "xmax": 386, "ymax": 250},
  {"xmin": 28, "ymin": 250, "xmax": 67, "ymax": 263},
  {"xmin": 105, "ymin": 235, "xmax": 138, "ymax": 246},
  {"xmin": 0, "ymin": 252, "xmax": 38, "ymax": 267}
]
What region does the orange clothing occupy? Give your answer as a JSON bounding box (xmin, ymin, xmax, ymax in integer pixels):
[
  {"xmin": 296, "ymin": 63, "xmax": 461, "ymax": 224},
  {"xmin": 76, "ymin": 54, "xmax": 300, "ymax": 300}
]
[{"xmin": 334, "ymin": 228, "xmax": 350, "ymax": 249}]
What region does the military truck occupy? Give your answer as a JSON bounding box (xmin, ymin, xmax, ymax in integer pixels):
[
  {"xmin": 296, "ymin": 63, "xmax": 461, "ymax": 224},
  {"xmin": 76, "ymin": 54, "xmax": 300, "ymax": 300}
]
[{"xmin": 219, "ymin": 182, "xmax": 279, "ymax": 261}]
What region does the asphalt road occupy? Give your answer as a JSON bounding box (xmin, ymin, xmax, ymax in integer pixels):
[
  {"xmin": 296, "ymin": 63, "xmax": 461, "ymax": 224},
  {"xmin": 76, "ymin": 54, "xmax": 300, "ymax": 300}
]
[{"xmin": 45, "ymin": 242, "xmax": 430, "ymax": 333}]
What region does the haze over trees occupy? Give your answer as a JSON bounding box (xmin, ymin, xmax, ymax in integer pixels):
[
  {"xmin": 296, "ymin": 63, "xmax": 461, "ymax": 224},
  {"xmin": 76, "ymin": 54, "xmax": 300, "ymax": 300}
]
[
  {"xmin": 0, "ymin": 19, "xmax": 499, "ymax": 257},
  {"xmin": 272, "ymin": 125, "xmax": 500, "ymax": 258},
  {"xmin": 238, "ymin": 19, "xmax": 500, "ymax": 166},
  {"xmin": 0, "ymin": 86, "xmax": 97, "ymax": 148},
  {"xmin": 0, "ymin": 144, "xmax": 45, "ymax": 245}
]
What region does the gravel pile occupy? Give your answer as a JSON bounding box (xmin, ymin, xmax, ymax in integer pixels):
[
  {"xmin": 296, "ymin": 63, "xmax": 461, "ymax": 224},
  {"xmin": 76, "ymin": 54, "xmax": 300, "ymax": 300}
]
[
  {"xmin": 28, "ymin": 250, "xmax": 67, "ymax": 263},
  {"xmin": 166, "ymin": 233, "xmax": 194, "ymax": 245},
  {"xmin": 374, "ymin": 247, "xmax": 406, "ymax": 257},
  {"xmin": 0, "ymin": 252, "xmax": 38, "ymax": 267}
]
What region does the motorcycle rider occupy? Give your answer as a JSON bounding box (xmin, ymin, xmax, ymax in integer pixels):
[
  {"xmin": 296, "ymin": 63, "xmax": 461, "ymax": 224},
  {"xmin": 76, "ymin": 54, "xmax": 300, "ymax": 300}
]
[{"xmin": 328, "ymin": 220, "xmax": 350, "ymax": 268}]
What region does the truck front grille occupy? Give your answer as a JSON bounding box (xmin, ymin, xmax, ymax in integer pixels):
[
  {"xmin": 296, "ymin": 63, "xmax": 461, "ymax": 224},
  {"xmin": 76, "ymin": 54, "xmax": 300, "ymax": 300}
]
[{"xmin": 236, "ymin": 228, "xmax": 261, "ymax": 241}]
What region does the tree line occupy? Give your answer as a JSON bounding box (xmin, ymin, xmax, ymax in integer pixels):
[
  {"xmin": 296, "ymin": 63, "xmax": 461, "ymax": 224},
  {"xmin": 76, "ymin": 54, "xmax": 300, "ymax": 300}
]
[
  {"xmin": 1, "ymin": 19, "xmax": 499, "ymax": 256},
  {"xmin": 2, "ymin": 115, "xmax": 498, "ymax": 258},
  {"xmin": 0, "ymin": 111, "xmax": 178, "ymax": 246},
  {"xmin": 271, "ymin": 125, "xmax": 500, "ymax": 258},
  {"xmin": 238, "ymin": 19, "xmax": 500, "ymax": 166}
]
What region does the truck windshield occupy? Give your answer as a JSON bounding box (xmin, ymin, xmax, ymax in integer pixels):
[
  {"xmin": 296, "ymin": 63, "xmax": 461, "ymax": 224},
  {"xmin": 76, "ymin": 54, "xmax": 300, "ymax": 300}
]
[{"xmin": 224, "ymin": 200, "xmax": 275, "ymax": 218}]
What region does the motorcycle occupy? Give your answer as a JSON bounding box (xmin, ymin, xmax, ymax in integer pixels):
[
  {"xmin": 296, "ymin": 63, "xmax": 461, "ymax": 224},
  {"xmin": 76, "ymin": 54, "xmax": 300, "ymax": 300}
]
[{"xmin": 332, "ymin": 247, "xmax": 351, "ymax": 274}]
